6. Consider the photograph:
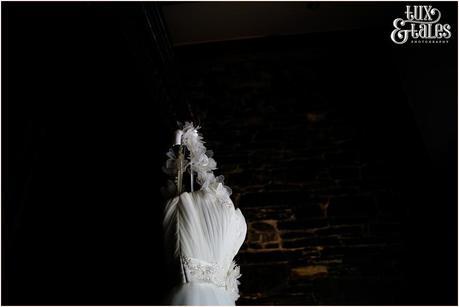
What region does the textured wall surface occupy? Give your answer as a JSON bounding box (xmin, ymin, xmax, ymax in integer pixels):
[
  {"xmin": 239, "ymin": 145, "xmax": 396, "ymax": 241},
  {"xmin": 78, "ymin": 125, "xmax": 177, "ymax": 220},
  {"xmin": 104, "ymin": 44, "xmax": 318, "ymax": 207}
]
[
  {"xmin": 174, "ymin": 33, "xmax": 423, "ymax": 305},
  {"xmin": 4, "ymin": 4, "xmax": 455, "ymax": 306}
]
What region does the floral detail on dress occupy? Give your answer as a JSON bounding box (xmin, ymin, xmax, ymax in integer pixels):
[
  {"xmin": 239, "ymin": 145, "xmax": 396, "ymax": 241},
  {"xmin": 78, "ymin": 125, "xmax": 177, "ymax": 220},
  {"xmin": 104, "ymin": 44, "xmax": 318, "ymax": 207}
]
[
  {"xmin": 225, "ymin": 260, "xmax": 242, "ymax": 301},
  {"xmin": 181, "ymin": 122, "xmax": 217, "ymax": 189},
  {"xmin": 163, "ymin": 122, "xmax": 233, "ymax": 207}
]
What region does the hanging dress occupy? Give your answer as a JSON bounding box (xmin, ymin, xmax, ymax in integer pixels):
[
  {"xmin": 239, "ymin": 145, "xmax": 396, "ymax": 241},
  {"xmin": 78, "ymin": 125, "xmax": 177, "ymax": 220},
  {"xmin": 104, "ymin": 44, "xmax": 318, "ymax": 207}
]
[{"xmin": 162, "ymin": 122, "xmax": 247, "ymax": 306}]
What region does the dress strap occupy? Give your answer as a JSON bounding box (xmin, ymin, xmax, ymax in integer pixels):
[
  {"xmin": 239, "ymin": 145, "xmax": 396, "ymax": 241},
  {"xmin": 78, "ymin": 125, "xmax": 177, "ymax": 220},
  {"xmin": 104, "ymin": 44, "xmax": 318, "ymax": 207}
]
[{"xmin": 190, "ymin": 162, "xmax": 194, "ymax": 192}]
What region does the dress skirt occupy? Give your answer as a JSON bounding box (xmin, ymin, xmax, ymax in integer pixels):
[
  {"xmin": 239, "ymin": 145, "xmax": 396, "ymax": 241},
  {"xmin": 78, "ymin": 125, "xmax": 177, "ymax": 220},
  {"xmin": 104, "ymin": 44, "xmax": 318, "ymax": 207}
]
[{"xmin": 163, "ymin": 282, "xmax": 235, "ymax": 306}]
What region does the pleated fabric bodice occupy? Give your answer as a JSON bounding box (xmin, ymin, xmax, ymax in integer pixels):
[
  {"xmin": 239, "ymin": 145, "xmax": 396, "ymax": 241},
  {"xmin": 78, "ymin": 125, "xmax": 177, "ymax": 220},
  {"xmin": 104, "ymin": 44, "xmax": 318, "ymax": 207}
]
[{"xmin": 162, "ymin": 185, "xmax": 247, "ymax": 305}]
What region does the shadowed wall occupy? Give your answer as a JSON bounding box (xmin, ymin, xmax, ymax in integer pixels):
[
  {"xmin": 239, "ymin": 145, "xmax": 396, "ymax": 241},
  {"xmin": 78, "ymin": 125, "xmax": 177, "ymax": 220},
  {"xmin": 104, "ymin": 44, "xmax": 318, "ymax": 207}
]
[
  {"xmin": 172, "ymin": 25, "xmax": 457, "ymax": 305},
  {"xmin": 4, "ymin": 3, "xmax": 457, "ymax": 306}
]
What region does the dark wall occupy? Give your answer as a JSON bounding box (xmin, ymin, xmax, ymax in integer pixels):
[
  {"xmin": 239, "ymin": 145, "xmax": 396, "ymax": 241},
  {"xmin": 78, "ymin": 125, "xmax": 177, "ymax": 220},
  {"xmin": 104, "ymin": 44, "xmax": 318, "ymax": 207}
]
[
  {"xmin": 3, "ymin": 2, "xmax": 457, "ymax": 306},
  {"xmin": 172, "ymin": 7, "xmax": 457, "ymax": 305}
]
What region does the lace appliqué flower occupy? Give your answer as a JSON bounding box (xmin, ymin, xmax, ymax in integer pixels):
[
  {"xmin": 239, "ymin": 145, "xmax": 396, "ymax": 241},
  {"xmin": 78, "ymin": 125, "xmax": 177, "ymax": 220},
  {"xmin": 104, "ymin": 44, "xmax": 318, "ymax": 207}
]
[
  {"xmin": 163, "ymin": 122, "xmax": 233, "ymax": 208},
  {"xmin": 225, "ymin": 260, "xmax": 242, "ymax": 301}
]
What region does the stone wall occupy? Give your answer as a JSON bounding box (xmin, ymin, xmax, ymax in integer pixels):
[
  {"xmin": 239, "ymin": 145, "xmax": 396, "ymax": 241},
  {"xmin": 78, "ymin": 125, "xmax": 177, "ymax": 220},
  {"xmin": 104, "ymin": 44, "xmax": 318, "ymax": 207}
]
[{"xmin": 174, "ymin": 33, "xmax": 426, "ymax": 305}]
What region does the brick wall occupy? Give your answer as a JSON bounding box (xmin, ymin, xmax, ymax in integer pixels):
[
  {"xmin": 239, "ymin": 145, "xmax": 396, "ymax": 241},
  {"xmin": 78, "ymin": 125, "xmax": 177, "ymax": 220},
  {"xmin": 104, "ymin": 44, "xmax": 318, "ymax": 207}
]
[{"xmin": 174, "ymin": 34, "xmax": 415, "ymax": 305}]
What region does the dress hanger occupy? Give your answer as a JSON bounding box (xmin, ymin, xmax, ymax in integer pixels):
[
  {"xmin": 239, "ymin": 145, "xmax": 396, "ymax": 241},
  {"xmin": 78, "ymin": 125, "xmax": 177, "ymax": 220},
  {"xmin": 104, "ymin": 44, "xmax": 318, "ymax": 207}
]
[{"xmin": 173, "ymin": 129, "xmax": 195, "ymax": 196}]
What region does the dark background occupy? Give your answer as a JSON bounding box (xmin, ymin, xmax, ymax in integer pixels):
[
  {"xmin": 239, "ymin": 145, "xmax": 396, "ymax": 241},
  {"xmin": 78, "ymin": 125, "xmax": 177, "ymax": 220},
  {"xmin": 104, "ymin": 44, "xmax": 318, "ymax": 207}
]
[{"xmin": 3, "ymin": 2, "xmax": 457, "ymax": 305}]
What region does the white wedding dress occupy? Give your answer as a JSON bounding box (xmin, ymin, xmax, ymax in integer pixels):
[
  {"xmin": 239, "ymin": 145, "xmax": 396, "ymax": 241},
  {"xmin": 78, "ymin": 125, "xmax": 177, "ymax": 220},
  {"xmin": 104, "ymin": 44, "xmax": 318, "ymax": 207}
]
[{"xmin": 162, "ymin": 123, "xmax": 247, "ymax": 306}]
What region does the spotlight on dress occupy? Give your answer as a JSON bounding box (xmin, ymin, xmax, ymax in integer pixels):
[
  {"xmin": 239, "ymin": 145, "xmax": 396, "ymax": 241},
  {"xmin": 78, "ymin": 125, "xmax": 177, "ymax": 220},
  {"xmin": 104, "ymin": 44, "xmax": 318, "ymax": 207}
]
[{"xmin": 161, "ymin": 122, "xmax": 247, "ymax": 306}]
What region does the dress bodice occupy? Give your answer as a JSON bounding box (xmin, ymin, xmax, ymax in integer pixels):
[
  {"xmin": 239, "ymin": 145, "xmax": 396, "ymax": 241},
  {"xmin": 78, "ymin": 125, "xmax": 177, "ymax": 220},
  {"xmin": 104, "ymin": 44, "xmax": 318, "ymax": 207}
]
[{"xmin": 163, "ymin": 187, "xmax": 247, "ymax": 301}]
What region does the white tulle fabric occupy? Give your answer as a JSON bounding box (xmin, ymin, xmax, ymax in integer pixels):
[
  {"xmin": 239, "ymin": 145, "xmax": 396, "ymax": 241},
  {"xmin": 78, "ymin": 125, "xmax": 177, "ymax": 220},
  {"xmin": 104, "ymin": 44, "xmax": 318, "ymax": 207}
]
[{"xmin": 162, "ymin": 123, "xmax": 247, "ymax": 306}]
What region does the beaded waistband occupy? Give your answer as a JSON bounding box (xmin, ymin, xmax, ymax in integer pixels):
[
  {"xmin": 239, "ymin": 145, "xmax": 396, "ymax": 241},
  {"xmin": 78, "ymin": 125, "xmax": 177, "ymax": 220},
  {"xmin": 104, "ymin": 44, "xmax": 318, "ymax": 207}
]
[{"xmin": 181, "ymin": 255, "xmax": 241, "ymax": 301}]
